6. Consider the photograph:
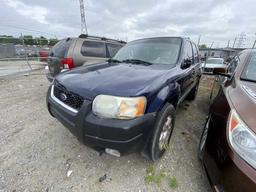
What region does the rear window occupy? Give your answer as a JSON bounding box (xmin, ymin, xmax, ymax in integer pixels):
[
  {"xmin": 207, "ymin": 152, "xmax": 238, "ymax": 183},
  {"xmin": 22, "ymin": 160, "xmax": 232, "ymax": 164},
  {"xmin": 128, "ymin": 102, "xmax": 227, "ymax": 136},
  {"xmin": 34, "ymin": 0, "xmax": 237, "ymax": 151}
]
[
  {"xmin": 50, "ymin": 39, "xmax": 72, "ymax": 58},
  {"xmin": 81, "ymin": 41, "xmax": 106, "ymax": 58},
  {"xmin": 106, "ymin": 43, "xmax": 123, "ymax": 57}
]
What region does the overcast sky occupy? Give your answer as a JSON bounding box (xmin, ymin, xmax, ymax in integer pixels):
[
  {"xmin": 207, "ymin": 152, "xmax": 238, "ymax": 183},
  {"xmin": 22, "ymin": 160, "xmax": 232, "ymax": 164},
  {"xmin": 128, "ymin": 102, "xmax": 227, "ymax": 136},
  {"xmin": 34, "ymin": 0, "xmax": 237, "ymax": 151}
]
[{"xmin": 0, "ymin": 0, "xmax": 256, "ymax": 47}]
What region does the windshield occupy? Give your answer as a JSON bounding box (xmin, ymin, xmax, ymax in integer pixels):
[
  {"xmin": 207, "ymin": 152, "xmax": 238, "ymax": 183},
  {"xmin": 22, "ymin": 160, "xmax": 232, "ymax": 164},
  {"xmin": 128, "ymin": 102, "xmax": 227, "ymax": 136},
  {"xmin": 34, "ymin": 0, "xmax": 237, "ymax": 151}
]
[
  {"xmin": 241, "ymin": 52, "xmax": 256, "ymax": 82},
  {"xmin": 113, "ymin": 38, "xmax": 181, "ymax": 65},
  {"xmin": 206, "ymin": 58, "xmax": 223, "ymax": 64}
]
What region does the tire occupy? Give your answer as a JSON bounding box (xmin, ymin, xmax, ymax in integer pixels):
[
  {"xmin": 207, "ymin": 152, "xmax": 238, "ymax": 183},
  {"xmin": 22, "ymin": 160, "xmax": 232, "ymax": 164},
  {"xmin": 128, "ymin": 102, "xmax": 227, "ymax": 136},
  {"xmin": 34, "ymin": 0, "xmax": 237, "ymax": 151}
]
[
  {"xmin": 149, "ymin": 103, "xmax": 176, "ymax": 162},
  {"xmin": 198, "ymin": 116, "xmax": 210, "ymax": 160},
  {"xmin": 187, "ymin": 79, "xmax": 200, "ymax": 101}
]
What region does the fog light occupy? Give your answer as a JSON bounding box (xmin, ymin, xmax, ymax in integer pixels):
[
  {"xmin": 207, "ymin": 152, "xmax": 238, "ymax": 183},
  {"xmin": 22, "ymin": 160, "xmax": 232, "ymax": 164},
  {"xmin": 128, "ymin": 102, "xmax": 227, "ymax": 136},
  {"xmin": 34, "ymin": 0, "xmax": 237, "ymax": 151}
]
[{"xmin": 105, "ymin": 148, "xmax": 121, "ymax": 157}]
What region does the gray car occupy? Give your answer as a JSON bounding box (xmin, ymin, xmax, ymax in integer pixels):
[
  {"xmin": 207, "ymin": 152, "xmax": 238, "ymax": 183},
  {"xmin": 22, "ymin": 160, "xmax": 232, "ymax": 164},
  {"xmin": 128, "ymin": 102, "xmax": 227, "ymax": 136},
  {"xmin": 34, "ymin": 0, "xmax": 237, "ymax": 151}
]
[
  {"xmin": 202, "ymin": 57, "xmax": 226, "ymax": 74},
  {"xmin": 45, "ymin": 35, "xmax": 126, "ymax": 82}
]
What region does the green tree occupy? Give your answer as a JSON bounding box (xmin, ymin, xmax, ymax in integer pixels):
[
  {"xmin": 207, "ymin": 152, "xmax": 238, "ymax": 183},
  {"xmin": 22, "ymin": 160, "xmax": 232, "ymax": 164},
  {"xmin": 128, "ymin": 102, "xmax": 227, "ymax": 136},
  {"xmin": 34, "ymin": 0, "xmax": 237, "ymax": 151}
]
[
  {"xmin": 0, "ymin": 35, "xmax": 22, "ymax": 44},
  {"xmin": 35, "ymin": 36, "xmax": 48, "ymax": 46},
  {"xmin": 199, "ymin": 44, "xmax": 207, "ymax": 49},
  {"xmin": 48, "ymin": 38, "xmax": 59, "ymax": 46},
  {"xmin": 40, "ymin": 36, "xmax": 48, "ymax": 45},
  {"xmin": 23, "ymin": 35, "xmax": 34, "ymax": 45}
]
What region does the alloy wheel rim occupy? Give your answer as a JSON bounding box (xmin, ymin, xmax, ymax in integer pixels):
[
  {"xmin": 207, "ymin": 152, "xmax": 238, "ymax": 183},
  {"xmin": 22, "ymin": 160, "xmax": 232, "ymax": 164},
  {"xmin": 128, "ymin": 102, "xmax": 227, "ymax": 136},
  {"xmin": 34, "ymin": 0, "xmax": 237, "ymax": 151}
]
[{"xmin": 159, "ymin": 116, "xmax": 172, "ymax": 150}]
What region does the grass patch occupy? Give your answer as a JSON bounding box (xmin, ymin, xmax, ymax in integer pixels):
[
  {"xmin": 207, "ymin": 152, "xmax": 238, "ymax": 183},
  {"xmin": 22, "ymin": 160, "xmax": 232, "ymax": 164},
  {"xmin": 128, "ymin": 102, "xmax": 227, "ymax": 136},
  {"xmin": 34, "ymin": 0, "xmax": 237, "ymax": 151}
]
[
  {"xmin": 146, "ymin": 165, "xmax": 155, "ymax": 175},
  {"xmin": 145, "ymin": 165, "xmax": 166, "ymax": 186},
  {"xmin": 169, "ymin": 176, "xmax": 178, "ymax": 189}
]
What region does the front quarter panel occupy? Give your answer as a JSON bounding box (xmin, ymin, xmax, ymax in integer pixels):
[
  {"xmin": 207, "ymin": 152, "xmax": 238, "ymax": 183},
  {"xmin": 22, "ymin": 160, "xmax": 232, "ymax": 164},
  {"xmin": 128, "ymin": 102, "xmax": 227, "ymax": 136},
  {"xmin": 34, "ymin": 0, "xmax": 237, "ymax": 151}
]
[{"xmin": 147, "ymin": 82, "xmax": 180, "ymax": 113}]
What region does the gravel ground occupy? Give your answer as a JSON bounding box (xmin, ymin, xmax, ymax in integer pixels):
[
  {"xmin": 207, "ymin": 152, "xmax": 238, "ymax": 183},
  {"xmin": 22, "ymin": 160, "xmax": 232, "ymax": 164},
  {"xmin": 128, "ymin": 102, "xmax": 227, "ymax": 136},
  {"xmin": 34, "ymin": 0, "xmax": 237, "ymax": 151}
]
[{"xmin": 0, "ymin": 70, "xmax": 213, "ymax": 192}]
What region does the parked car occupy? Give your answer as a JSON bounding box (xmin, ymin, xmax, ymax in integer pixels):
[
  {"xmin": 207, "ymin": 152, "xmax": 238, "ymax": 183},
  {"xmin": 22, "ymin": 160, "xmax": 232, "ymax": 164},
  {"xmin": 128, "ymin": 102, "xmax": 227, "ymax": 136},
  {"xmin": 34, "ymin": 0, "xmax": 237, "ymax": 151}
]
[
  {"xmin": 203, "ymin": 57, "xmax": 226, "ymax": 74},
  {"xmin": 199, "ymin": 49, "xmax": 256, "ymax": 191},
  {"xmin": 46, "ymin": 37, "xmax": 201, "ymax": 161},
  {"xmin": 39, "ymin": 48, "xmax": 50, "ymax": 62},
  {"xmin": 45, "ymin": 34, "xmax": 126, "ymax": 82}
]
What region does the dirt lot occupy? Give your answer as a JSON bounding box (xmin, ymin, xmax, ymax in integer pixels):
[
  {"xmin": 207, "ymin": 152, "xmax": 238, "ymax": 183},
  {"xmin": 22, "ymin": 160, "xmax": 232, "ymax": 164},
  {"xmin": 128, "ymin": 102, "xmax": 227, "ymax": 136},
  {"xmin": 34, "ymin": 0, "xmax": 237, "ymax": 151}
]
[{"xmin": 0, "ymin": 70, "xmax": 213, "ymax": 192}]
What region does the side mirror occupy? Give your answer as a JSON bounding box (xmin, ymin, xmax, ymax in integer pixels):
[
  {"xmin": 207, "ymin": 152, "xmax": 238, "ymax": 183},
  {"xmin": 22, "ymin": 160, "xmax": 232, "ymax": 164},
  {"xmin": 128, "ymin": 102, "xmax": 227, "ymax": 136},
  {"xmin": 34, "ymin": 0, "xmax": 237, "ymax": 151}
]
[{"xmin": 181, "ymin": 58, "xmax": 192, "ymax": 69}]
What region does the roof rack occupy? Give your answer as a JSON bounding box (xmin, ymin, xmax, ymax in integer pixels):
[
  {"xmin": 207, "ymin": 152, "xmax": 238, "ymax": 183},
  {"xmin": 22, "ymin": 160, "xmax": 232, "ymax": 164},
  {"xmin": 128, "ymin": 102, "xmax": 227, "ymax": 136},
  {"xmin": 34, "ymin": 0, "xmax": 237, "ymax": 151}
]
[{"xmin": 78, "ymin": 34, "xmax": 126, "ymax": 44}]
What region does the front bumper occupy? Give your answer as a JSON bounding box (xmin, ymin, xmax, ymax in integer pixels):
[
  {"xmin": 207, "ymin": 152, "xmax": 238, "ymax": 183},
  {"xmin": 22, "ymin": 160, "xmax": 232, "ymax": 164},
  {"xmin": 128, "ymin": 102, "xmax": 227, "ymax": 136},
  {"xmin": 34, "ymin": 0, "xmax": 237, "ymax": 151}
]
[
  {"xmin": 203, "ymin": 150, "xmax": 256, "ymax": 192},
  {"xmin": 202, "ymin": 116, "xmax": 256, "ymax": 192},
  {"xmin": 47, "ymin": 85, "xmax": 156, "ymax": 154}
]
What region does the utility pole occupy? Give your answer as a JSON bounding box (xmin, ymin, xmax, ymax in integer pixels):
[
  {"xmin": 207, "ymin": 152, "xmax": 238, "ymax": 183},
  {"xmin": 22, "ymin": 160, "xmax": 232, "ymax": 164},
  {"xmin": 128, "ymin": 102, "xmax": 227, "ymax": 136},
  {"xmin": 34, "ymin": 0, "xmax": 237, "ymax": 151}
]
[
  {"xmin": 210, "ymin": 42, "xmax": 214, "ymax": 48},
  {"xmin": 20, "ymin": 33, "xmax": 32, "ymax": 70},
  {"xmin": 236, "ymin": 32, "xmax": 246, "ymax": 48},
  {"xmin": 227, "ymin": 40, "xmax": 230, "ymax": 47},
  {"xmin": 79, "ymin": 0, "xmax": 88, "ymax": 34},
  {"xmin": 197, "ymin": 35, "xmax": 201, "ymax": 46},
  {"xmin": 232, "ymin": 37, "xmax": 237, "ymax": 48},
  {"xmin": 253, "ymin": 33, "xmax": 256, "ymax": 49},
  {"xmin": 253, "ymin": 40, "xmax": 256, "ymax": 49}
]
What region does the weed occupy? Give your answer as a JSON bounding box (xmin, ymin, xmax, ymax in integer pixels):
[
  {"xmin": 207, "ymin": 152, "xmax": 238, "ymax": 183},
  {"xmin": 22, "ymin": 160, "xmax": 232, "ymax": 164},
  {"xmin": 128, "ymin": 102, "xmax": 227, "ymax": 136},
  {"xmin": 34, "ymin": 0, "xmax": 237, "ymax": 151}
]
[
  {"xmin": 145, "ymin": 165, "xmax": 166, "ymax": 186},
  {"xmin": 169, "ymin": 176, "xmax": 178, "ymax": 189}
]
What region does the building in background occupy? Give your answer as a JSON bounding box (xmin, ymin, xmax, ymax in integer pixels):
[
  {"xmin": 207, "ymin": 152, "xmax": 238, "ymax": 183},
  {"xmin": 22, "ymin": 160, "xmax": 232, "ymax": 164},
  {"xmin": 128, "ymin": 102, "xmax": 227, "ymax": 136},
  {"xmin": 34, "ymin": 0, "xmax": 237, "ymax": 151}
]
[
  {"xmin": 199, "ymin": 47, "xmax": 245, "ymax": 61},
  {"xmin": 0, "ymin": 43, "xmax": 15, "ymax": 59}
]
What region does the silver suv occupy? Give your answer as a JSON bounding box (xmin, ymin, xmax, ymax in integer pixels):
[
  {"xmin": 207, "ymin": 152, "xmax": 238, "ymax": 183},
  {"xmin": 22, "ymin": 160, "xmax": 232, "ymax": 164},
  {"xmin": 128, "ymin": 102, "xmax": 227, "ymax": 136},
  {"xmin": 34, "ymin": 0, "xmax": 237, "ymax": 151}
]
[{"xmin": 45, "ymin": 35, "xmax": 126, "ymax": 82}]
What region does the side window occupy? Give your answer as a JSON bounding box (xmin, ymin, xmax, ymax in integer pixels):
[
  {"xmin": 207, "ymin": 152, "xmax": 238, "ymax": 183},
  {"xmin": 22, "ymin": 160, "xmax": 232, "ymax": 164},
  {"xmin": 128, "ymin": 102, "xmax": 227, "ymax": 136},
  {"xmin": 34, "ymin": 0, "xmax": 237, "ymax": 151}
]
[
  {"xmin": 81, "ymin": 41, "xmax": 106, "ymax": 58},
  {"xmin": 192, "ymin": 43, "xmax": 199, "ymax": 63},
  {"xmin": 106, "ymin": 43, "xmax": 123, "ymax": 57},
  {"xmin": 184, "ymin": 41, "xmax": 194, "ymax": 64},
  {"xmin": 227, "ymin": 55, "xmax": 240, "ymax": 74},
  {"xmin": 227, "ymin": 52, "xmax": 247, "ymax": 74}
]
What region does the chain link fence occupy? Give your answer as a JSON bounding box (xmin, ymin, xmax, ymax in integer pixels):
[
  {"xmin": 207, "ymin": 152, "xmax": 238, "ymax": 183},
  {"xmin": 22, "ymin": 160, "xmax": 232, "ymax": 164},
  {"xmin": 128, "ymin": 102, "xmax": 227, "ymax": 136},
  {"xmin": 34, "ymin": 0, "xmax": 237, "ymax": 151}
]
[{"xmin": 0, "ymin": 42, "xmax": 50, "ymax": 77}]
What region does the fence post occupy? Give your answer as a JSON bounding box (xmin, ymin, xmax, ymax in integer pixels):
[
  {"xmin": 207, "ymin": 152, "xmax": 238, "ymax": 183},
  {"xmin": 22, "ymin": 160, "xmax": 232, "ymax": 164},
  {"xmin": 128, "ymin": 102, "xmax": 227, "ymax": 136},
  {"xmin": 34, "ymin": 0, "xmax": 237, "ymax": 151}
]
[{"xmin": 21, "ymin": 33, "xmax": 32, "ymax": 70}]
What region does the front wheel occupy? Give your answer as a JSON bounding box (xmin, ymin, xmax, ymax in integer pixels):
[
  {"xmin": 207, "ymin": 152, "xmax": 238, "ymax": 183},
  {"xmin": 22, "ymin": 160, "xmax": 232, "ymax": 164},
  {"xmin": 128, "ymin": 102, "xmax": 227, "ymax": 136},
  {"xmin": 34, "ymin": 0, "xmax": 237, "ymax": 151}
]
[{"xmin": 149, "ymin": 103, "xmax": 176, "ymax": 161}]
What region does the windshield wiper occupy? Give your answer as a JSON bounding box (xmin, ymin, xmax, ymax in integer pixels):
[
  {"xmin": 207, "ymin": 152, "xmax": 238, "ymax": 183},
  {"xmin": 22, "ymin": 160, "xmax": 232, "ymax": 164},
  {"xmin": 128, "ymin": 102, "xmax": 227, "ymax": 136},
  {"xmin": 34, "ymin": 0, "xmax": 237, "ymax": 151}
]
[
  {"xmin": 107, "ymin": 58, "xmax": 122, "ymax": 63},
  {"xmin": 122, "ymin": 59, "xmax": 153, "ymax": 65}
]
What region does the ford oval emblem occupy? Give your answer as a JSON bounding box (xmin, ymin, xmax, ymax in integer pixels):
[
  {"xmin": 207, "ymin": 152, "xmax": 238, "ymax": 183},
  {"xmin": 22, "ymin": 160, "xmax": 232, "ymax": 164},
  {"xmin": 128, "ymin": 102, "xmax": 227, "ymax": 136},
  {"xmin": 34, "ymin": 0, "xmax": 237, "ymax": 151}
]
[{"xmin": 60, "ymin": 93, "xmax": 67, "ymax": 101}]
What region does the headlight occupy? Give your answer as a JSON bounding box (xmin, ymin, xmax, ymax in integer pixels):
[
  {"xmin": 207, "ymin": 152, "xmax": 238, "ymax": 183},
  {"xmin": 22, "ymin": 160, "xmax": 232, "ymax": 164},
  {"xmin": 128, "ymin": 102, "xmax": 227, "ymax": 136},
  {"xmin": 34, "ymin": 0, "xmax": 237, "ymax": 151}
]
[
  {"xmin": 228, "ymin": 110, "xmax": 256, "ymax": 169},
  {"xmin": 92, "ymin": 95, "xmax": 147, "ymax": 119}
]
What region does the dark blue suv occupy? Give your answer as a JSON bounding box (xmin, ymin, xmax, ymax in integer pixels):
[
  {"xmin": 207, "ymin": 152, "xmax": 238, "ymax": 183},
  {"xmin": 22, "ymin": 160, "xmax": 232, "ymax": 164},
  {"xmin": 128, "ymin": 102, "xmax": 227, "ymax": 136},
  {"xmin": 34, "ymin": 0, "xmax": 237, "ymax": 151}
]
[{"xmin": 47, "ymin": 37, "xmax": 201, "ymax": 161}]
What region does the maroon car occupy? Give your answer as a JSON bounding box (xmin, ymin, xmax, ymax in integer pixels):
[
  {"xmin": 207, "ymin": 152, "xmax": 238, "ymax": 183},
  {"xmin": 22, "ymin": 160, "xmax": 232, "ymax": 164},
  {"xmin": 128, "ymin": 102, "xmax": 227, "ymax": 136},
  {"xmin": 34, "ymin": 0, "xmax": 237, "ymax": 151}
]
[
  {"xmin": 39, "ymin": 48, "xmax": 50, "ymax": 62},
  {"xmin": 199, "ymin": 49, "xmax": 256, "ymax": 192}
]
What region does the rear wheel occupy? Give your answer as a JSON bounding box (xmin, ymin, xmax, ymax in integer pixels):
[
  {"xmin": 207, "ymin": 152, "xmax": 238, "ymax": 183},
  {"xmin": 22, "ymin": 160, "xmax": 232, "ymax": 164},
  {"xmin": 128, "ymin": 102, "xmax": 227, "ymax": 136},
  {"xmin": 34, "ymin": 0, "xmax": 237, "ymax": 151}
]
[{"xmin": 149, "ymin": 103, "xmax": 176, "ymax": 161}]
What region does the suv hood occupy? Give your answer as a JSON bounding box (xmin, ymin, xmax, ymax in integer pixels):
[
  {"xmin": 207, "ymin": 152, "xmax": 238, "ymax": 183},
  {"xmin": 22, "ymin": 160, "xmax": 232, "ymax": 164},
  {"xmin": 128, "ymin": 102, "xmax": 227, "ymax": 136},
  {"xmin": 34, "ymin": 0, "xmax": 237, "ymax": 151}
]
[{"xmin": 55, "ymin": 62, "xmax": 171, "ymax": 100}]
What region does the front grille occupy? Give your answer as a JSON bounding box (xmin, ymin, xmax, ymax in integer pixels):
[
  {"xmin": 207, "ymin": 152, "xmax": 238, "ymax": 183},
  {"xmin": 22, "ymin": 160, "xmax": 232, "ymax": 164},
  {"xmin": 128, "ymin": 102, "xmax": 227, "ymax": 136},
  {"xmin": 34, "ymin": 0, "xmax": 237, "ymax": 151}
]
[
  {"xmin": 53, "ymin": 83, "xmax": 84, "ymax": 110},
  {"xmin": 203, "ymin": 68, "xmax": 213, "ymax": 73}
]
